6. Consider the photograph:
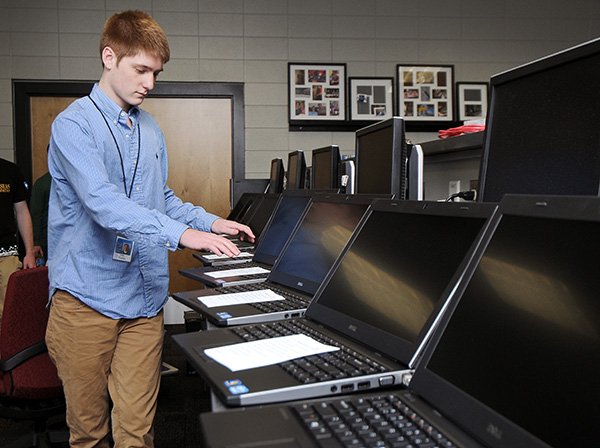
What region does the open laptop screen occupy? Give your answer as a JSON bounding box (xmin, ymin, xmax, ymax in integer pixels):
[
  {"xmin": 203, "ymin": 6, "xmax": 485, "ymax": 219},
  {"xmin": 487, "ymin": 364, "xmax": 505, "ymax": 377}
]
[
  {"xmin": 425, "ymin": 213, "xmax": 600, "ymax": 447},
  {"xmin": 242, "ymin": 194, "xmax": 279, "ymax": 240},
  {"xmin": 311, "ymin": 205, "xmax": 490, "ymax": 361},
  {"xmin": 252, "ymin": 194, "xmax": 311, "ymax": 266},
  {"xmin": 269, "ymin": 200, "xmax": 369, "ymax": 295}
]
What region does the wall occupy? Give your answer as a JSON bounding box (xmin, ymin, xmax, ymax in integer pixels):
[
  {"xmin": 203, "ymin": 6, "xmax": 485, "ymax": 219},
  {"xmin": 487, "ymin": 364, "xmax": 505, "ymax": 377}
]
[{"xmin": 1, "ymin": 0, "xmax": 600, "ymax": 179}]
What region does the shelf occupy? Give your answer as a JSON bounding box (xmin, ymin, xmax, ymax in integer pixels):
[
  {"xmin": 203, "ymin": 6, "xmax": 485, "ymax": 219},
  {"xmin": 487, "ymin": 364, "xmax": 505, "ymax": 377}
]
[{"xmin": 419, "ymin": 131, "xmax": 485, "ymax": 163}]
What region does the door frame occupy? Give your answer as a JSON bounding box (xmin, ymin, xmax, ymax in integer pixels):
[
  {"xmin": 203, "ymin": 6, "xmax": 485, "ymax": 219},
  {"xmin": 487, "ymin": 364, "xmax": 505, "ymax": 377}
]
[{"xmin": 12, "ymin": 80, "xmax": 246, "ymax": 189}]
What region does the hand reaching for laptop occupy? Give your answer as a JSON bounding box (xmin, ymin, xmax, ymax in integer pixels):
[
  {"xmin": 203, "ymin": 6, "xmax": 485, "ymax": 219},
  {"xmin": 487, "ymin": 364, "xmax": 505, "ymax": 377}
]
[{"xmin": 178, "ymin": 219, "xmax": 255, "ymax": 257}]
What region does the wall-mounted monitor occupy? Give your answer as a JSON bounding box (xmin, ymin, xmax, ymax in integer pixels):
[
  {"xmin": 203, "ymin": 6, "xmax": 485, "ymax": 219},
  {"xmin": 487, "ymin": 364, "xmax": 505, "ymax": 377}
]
[
  {"xmin": 355, "ymin": 117, "xmax": 408, "ymax": 200},
  {"xmin": 311, "ymin": 145, "xmax": 341, "ymax": 191},
  {"xmin": 268, "ymin": 158, "xmax": 285, "ymax": 194},
  {"xmin": 286, "ymin": 150, "xmax": 306, "ymax": 190},
  {"xmin": 479, "ymin": 37, "xmax": 600, "ymax": 202}
]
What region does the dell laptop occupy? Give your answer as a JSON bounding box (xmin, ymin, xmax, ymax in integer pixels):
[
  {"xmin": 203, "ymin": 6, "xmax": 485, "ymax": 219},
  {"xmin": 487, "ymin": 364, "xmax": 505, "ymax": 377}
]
[
  {"xmin": 180, "ymin": 191, "xmax": 312, "ymax": 287},
  {"xmin": 172, "ymin": 199, "xmax": 497, "ymax": 406},
  {"xmin": 172, "ymin": 194, "xmax": 375, "ymax": 325},
  {"xmin": 196, "ymin": 194, "xmax": 600, "ymax": 447},
  {"xmin": 193, "ymin": 193, "xmax": 279, "ymax": 264}
]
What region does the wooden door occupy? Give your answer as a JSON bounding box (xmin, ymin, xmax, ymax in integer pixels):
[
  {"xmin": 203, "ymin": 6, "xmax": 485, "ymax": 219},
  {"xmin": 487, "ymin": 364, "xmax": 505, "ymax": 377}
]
[
  {"xmin": 28, "ymin": 96, "xmax": 233, "ymax": 294},
  {"xmin": 144, "ymin": 98, "xmax": 232, "ymax": 293}
]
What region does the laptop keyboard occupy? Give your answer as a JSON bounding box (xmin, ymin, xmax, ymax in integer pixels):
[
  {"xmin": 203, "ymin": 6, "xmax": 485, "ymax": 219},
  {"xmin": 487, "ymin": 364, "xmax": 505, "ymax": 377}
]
[
  {"xmin": 214, "ymin": 283, "xmax": 309, "ymax": 311},
  {"xmin": 207, "ymin": 262, "xmax": 263, "ymax": 271},
  {"xmin": 231, "ymin": 320, "xmax": 387, "ymax": 384},
  {"xmin": 293, "ymin": 393, "xmax": 456, "ymax": 448}
]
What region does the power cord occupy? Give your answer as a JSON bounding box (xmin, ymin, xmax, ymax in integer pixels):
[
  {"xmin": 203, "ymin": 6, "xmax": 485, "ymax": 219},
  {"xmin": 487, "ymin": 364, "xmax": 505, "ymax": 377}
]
[{"xmin": 446, "ymin": 190, "xmax": 477, "ymax": 202}]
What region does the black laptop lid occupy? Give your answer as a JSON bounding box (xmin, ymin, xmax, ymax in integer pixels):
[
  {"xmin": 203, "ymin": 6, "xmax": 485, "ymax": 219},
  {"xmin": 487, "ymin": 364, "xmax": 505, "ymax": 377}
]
[
  {"xmin": 411, "ymin": 195, "xmax": 600, "ymax": 448},
  {"xmin": 227, "ymin": 192, "xmax": 262, "ymax": 222},
  {"xmin": 307, "ymin": 200, "xmax": 496, "ymax": 365},
  {"xmin": 252, "ymin": 192, "xmax": 312, "ymax": 266},
  {"xmin": 242, "ymin": 193, "xmax": 280, "ymax": 239},
  {"xmin": 267, "ymin": 194, "xmax": 373, "ymax": 295}
]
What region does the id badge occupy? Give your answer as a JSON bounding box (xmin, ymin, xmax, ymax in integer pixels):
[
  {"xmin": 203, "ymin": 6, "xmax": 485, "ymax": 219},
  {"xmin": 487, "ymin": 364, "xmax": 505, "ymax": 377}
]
[{"xmin": 113, "ymin": 236, "xmax": 134, "ymax": 262}]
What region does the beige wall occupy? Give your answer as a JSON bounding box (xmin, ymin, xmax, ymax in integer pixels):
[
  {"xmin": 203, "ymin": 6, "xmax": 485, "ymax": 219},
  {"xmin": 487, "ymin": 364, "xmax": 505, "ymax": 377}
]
[{"xmin": 1, "ymin": 0, "xmax": 600, "ymax": 177}]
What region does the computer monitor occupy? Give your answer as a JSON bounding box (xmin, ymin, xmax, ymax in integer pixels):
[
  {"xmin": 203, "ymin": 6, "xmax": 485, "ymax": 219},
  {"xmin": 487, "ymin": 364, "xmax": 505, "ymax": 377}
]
[
  {"xmin": 268, "ymin": 158, "xmax": 285, "ymax": 194},
  {"xmin": 286, "ymin": 150, "xmax": 306, "ymax": 190},
  {"xmin": 311, "ymin": 145, "xmax": 340, "ymax": 190},
  {"xmin": 479, "ymin": 37, "xmax": 600, "ymax": 202},
  {"xmin": 355, "ymin": 117, "xmax": 408, "ymax": 199}
]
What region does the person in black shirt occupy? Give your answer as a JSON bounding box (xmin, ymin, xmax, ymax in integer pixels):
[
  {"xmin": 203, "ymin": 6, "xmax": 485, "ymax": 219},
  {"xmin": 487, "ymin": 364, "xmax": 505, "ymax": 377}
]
[{"xmin": 0, "ymin": 158, "xmax": 36, "ymax": 319}]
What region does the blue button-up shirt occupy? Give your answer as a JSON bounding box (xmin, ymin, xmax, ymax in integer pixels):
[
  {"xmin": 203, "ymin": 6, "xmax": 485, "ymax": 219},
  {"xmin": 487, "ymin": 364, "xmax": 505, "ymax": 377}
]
[{"xmin": 48, "ymin": 84, "xmax": 219, "ymax": 319}]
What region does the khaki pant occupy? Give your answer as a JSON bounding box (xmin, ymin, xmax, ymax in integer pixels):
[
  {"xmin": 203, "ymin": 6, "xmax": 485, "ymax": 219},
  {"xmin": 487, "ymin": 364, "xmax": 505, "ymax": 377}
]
[
  {"xmin": 46, "ymin": 290, "xmax": 164, "ymax": 448},
  {"xmin": 0, "ymin": 255, "xmax": 22, "ymax": 319}
]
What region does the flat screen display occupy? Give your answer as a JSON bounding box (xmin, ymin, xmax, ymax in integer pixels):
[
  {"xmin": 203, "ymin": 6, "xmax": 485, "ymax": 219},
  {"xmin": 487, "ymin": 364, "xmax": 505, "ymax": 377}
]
[
  {"xmin": 273, "ymin": 201, "xmax": 367, "ymax": 291},
  {"xmin": 269, "ymin": 158, "xmax": 284, "ymax": 194},
  {"xmin": 355, "ymin": 117, "xmax": 407, "ymax": 199},
  {"xmin": 427, "ymin": 214, "xmax": 600, "ymax": 446},
  {"xmin": 315, "ymin": 209, "xmax": 487, "ymax": 342},
  {"xmin": 480, "ymin": 39, "xmax": 600, "ymax": 202},
  {"xmin": 312, "ymin": 146, "xmax": 340, "ymax": 190},
  {"xmin": 244, "ymin": 194, "xmax": 279, "ymax": 238},
  {"xmin": 253, "ymin": 195, "xmax": 311, "ymax": 264},
  {"xmin": 287, "ymin": 151, "xmax": 306, "ymax": 190}
]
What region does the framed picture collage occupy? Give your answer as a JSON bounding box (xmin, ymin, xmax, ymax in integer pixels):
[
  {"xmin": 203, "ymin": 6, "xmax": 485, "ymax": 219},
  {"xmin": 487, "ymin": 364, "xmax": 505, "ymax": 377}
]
[{"xmin": 288, "ymin": 62, "xmax": 489, "ymax": 131}]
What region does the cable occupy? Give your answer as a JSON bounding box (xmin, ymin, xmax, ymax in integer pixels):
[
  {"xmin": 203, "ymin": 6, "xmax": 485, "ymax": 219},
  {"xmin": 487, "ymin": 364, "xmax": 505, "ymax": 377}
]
[{"xmin": 446, "ymin": 190, "xmax": 477, "ymax": 202}]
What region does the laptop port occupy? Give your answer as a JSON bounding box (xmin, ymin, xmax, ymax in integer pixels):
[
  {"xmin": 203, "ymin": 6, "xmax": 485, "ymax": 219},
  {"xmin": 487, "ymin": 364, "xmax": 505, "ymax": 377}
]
[
  {"xmin": 330, "ymin": 385, "xmax": 338, "ymax": 392},
  {"xmin": 290, "ymin": 312, "xmax": 300, "ymax": 317},
  {"xmin": 357, "ymin": 381, "xmax": 370, "ymax": 390},
  {"xmin": 341, "ymin": 384, "xmax": 354, "ymax": 393}
]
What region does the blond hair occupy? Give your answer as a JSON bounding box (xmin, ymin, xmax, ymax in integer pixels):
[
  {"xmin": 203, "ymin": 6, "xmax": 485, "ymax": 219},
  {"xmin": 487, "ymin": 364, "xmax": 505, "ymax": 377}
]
[{"xmin": 100, "ymin": 10, "xmax": 170, "ymax": 65}]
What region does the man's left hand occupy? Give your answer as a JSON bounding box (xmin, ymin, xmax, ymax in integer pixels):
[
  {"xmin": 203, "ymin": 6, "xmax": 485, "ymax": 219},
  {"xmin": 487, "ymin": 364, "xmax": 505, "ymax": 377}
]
[{"xmin": 211, "ymin": 218, "xmax": 256, "ymax": 243}]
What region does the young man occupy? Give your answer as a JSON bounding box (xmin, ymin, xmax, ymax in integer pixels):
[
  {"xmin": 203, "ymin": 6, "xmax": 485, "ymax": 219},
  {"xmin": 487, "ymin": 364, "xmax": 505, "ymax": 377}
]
[
  {"xmin": 45, "ymin": 10, "xmax": 254, "ymax": 447},
  {"xmin": 0, "ymin": 158, "xmax": 36, "ymax": 318}
]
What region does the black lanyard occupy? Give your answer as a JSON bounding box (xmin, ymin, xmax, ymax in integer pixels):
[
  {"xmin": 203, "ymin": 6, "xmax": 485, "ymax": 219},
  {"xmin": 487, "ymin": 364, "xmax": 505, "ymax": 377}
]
[{"xmin": 88, "ymin": 96, "xmax": 141, "ymax": 198}]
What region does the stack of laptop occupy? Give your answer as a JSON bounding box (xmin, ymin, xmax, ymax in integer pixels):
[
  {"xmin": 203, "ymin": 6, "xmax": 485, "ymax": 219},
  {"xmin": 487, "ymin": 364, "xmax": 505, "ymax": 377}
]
[
  {"xmin": 172, "ymin": 199, "xmax": 496, "ymax": 406},
  {"xmin": 172, "ymin": 194, "xmax": 377, "ymax": 325},
  {"xmin": 195, "ymin": 194, "xmax": 600, "ymax": 447},
  {"xmin": 180, "ymin": 191, "xmax": 312, "ymax": 286}
]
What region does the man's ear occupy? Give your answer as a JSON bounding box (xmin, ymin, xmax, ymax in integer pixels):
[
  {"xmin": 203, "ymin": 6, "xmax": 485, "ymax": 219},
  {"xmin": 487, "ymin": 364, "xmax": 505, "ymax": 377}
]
[{"xmin": 101, "ymin": 46, "xmax": 117, "ymax": 69}]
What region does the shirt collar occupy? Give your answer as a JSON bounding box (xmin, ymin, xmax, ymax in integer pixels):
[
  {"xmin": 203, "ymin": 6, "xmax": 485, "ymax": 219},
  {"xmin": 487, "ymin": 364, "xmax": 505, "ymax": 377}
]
[{"xmin": 90, "ymin": 83, "xmax": 140, "ymax": 124}]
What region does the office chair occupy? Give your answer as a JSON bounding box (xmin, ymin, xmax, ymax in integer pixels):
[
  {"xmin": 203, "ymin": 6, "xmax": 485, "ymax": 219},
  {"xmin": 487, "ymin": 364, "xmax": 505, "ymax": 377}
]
[{"xmin": 0, "ymin": 266, "xmax": 67, "ymax": 447}]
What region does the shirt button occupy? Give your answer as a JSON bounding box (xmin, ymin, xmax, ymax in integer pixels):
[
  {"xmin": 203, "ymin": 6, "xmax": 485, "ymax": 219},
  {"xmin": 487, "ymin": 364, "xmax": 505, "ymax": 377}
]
[
  {"xmin": 136, "ymin": 187, "xmax": 140, "ymax": 191},
  {"xmin": 126, "ymin": 134, "xmax": 130, "ymax": 138},
  {"xmin": 166, "ymin": 242, "xmax": 171, "ymax": 247}
]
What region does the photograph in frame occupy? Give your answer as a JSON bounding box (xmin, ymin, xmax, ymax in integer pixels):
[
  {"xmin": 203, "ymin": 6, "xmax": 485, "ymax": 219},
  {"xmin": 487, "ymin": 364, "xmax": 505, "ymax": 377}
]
[
  {"xmin": 288, "ymin": 63, "xmax": 346, "ymax": 122},
  {"xmin": 396, "ymin": 64, "xmax": 454, "ymax": 122},
  {"xmin": 349, "ymin": 77, "xmax": 394, "ymax": 121},
  {"xmin": 456, "ymin": 82, "xmax": 489, "ymax": 122}
]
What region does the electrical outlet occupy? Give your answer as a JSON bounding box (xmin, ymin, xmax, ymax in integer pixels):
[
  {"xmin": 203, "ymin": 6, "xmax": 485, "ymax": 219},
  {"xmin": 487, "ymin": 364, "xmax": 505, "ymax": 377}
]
[{"xmin": 449, "ymin": 180, "xmax": 461, "ymax": 196}]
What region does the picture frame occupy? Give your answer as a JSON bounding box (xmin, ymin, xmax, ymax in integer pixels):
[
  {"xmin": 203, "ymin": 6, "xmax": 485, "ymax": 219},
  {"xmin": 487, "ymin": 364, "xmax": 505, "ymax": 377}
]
[
  {"xmin": 456, "ymin": 82, "xmax": 489, "ymax": 121},
  {"xmin": 396, "ymin": 64, "xmax": 454, "ymax": 122},
  {"xmin": 288, "ymin": 62, "xmax": 346, "ymax": 122},
  {"xmin": 348, "ymin": 77, "xmax": 394, "ymax": 121}
]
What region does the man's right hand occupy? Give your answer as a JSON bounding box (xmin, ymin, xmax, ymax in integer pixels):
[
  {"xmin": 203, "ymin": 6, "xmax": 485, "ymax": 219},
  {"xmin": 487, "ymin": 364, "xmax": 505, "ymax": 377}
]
[{"xmin": 178, "ymin": 228, "xmax": 241, "ymax": 257}]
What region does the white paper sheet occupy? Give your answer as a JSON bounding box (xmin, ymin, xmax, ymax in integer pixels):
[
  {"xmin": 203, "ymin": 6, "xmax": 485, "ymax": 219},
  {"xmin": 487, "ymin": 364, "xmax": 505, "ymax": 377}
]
[
  {"xmin": 204, "ymin": 334, "xmax": 340, "ymax": 371},
  {"xmin": 198, "ymin": 289, "xmax": 284, "ymax": 308},
  {"xmin": 202, "ymin": 252, "xmax": 253, "ymax": 260},
  {"xmin": 204, "ymin": 266, "xmax": 270, "ymax": 279}
]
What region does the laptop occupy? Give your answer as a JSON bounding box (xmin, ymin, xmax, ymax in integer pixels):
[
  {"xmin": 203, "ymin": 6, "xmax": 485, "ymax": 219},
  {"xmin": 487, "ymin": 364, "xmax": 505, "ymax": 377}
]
[
  {"xmin": 179, "ymin": 191, "xmax": 312, "ymax": 286},
  {"xmin": 196, "ymin": 194, "xmax": 600, "ymax": 447},
  {"xmin": 193, "ymin": 193, "xmax": 280, "ymax": 265},
  {"xmin": 172, "ymin": 200, "xmax": 497, "ymax": 406},
  {"xmin": 172, "ymin": 194, "xmax": 375, "ymax": 325}
]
